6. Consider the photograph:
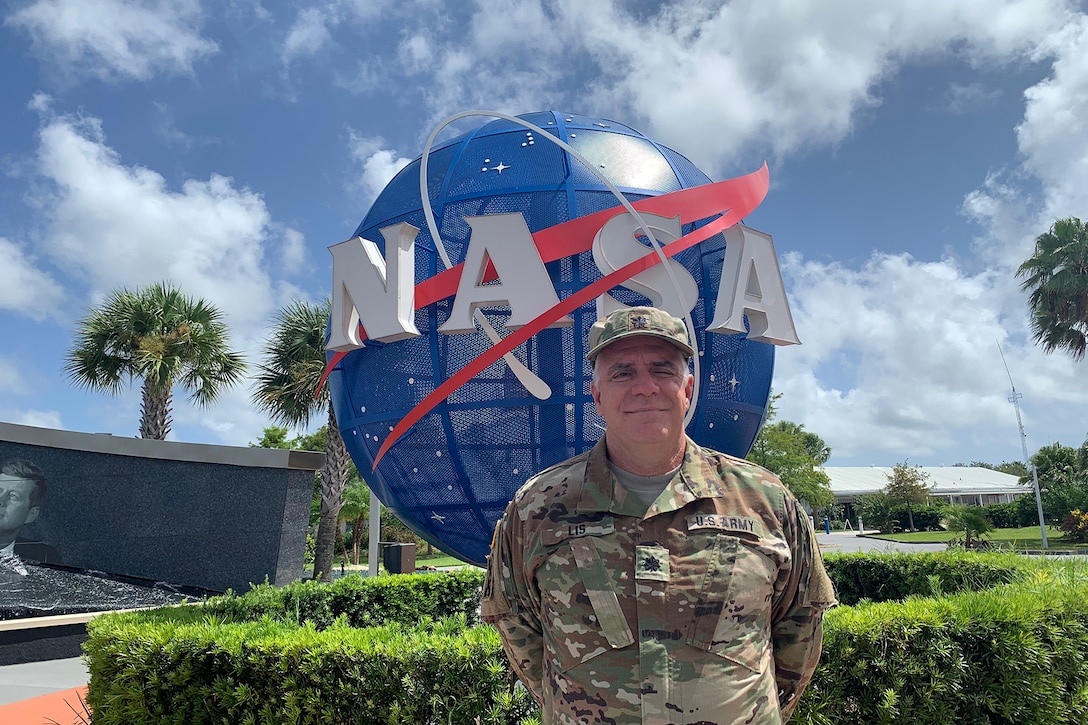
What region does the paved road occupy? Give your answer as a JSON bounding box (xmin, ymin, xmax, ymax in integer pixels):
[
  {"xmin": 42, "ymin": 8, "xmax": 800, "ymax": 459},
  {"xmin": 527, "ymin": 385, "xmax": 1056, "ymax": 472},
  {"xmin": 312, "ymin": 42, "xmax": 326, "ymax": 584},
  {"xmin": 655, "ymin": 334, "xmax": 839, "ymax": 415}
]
[{"xmin": 816, "ymin": 531, "xmax": 947, "ymax": 554}]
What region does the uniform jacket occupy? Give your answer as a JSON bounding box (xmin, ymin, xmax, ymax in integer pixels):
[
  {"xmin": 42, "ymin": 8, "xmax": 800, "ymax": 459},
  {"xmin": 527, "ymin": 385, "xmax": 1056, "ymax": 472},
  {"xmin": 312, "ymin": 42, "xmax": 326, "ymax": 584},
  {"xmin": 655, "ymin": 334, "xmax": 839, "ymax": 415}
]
[{"xmin": 481, "ymin": 436, "xmax": 836, "ymax": 725}]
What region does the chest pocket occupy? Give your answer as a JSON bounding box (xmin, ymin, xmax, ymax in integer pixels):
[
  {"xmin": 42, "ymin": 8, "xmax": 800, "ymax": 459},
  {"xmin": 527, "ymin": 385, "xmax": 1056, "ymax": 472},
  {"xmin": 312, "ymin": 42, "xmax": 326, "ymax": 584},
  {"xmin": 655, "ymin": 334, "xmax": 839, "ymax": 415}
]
[
  {"xmin": 685, "ymin": 533, "xmax": 776, "ymax": 673},
  {"xmin": 537, "ymin": 533, "xmax": 635, "ymax": 673}
]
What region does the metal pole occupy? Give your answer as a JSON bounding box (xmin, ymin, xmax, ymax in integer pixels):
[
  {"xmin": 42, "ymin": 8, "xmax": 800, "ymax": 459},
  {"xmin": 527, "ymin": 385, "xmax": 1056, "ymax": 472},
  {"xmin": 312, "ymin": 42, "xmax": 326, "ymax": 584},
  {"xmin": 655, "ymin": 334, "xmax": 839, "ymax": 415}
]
[
  {"xmin": 998, "ymin": 343, "xmax": 1048, "ymax": 550},
  {"xmin": 368, "ymin": 494, "xmax": 381, "ymax": 576}
]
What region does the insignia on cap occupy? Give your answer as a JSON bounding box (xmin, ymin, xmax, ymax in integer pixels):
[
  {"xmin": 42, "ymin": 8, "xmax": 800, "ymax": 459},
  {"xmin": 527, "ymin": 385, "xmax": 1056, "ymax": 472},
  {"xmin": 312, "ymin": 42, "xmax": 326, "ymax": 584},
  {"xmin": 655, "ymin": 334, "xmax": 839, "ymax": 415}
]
[{"xmin": 630, "ymin": 314, "xmax": 649, "ymax": 330}]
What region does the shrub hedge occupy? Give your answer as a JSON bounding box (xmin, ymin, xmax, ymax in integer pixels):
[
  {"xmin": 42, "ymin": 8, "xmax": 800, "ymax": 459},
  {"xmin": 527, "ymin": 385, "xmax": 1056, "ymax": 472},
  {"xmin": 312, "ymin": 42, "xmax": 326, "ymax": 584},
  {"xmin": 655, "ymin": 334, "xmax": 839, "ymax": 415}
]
[
  {"xmin": 199, "ymin": 567, "xmax": 486, "ymax": 628},
  {"xmin": 795, "ymin": 566, "xmax": 1088, "ymax": 724},
  {"xmin": 83, "ymin": 555, "xmax": 1088, "ymax": 724},
  {"xmin": 823, "ymin": 550, "xmax": 1027, "ymax": 606}
]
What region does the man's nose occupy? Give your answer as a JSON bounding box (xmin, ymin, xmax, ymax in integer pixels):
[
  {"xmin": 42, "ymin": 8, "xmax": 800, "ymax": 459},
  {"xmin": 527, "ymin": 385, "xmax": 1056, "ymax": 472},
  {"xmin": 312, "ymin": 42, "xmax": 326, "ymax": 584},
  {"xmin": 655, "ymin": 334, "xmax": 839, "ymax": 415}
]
[{"xmin": 629, "ymin": 370, "xmax": 660, "ymax": 394}]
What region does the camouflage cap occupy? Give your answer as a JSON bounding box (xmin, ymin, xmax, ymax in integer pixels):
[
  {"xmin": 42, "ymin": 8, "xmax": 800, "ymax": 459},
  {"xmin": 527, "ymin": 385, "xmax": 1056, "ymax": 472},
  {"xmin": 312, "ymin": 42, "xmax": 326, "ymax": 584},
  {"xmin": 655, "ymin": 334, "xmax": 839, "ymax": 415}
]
[{"xmin": 586, "ymin": 306, "xmax": 694, "ymax": 362}]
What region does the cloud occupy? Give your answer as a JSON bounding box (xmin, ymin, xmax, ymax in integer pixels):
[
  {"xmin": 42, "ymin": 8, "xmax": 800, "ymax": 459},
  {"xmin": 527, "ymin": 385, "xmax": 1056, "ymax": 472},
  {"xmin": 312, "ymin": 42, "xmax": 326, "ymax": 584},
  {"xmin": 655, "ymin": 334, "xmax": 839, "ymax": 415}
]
[
  {"xmin": 0, "ymin": 357, "xmax": 25, "ymax": 395},
  {"xmin": 5, "ymin": 0, "xmax": 218, "ymax": 82},
  {"xmin": 32, "ymin": 112, "xmax": 278, "ymax": 327},
  {"xmin": 266, "ymin": 0, "xmax": 1072, "ymax": 184},
  {"xmin": 962, "ymin": 16, "xmax": 1088, "ymax": 299},
  {"xmin": 564, "ymin": 0, "xmax": 1074, "ymax": 170},
  {"xmin": 347, "ymin": 132, "xmax": 413, "ymax": 204},
  {"xmin": 281, "ymin": 0, "xmax": 392, "ymax": 67},
  {"xmin": 152, "ymin": 101, "xmax": 218, "ymax": 151},
  {"xmin": 769, "ymin": 248, "xmax": 1085, "ymax": 464},
  {"xmin": 22, "ymin": 110, "xmax": 296, "ymax": 443},
  {"xmin": 1016, "ymin": 14, "xmax": 1088, "ymax": 223},
  {"xmin": 0, "ymin": 408, "xmax": 64, "ymax": 430},
  {"xmin": 282, "ymin": 6, "xmax": 334, "ymax": 64},
  {"xmin": 944, "ymin": 82, "xmax": 1004, "ymax": 114},
  {"xmin": 0, "ymin": 237, "xmax": 66, "ymax": 321}
]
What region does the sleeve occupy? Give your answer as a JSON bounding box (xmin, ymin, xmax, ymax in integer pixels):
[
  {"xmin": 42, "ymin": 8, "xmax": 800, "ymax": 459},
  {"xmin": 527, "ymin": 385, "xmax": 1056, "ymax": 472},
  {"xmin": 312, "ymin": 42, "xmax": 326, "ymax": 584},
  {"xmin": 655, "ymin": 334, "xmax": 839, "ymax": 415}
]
[
  {"xmin": 480, "ymin": 505, "xmax": 546, "ymax": 704},
  {"xmin": 769, "ymin": 497, "xmax": 838, "ymax": 721}
]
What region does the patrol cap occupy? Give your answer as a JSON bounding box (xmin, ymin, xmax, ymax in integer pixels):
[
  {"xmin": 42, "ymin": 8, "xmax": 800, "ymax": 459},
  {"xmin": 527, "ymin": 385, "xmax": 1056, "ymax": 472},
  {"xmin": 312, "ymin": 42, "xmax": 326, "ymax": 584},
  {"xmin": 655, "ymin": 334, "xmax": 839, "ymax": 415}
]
[{"xmin": 586, "ymin": 306, "xmax": 694, "ymax": 362}]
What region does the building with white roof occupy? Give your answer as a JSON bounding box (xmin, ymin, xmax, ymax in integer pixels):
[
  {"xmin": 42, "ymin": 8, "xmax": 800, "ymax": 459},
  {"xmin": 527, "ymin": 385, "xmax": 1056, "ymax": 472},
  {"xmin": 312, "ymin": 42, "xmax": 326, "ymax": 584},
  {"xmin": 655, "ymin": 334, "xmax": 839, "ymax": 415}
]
[{"xmin": 824, "ymin": 466, "xmax": 1027, "ymax": 508}]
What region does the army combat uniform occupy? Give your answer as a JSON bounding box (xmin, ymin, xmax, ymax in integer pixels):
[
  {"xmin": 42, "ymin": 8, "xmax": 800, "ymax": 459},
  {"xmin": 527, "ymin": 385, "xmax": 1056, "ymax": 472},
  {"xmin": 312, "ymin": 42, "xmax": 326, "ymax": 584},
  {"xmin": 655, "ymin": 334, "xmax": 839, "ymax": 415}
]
[{"xmin": 481, "ymin": 436, "xmax": 837, "ymax": 725}]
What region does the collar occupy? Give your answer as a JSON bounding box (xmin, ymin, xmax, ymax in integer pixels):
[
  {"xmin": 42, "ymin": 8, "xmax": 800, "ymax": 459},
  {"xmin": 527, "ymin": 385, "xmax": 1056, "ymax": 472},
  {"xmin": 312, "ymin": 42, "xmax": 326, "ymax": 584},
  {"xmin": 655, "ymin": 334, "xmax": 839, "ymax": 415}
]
[{"xmin": 579, "ymin": 435, "xmax": 722, "ymax": 518}]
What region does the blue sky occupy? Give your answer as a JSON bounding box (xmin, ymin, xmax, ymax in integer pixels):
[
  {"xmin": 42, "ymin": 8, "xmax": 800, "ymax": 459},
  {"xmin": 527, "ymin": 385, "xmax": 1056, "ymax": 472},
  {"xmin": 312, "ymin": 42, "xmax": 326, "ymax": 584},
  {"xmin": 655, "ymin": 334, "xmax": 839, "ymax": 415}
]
[{"xmin": 0, "ymin": 0, "xmax": 1085, "ymax": 468}]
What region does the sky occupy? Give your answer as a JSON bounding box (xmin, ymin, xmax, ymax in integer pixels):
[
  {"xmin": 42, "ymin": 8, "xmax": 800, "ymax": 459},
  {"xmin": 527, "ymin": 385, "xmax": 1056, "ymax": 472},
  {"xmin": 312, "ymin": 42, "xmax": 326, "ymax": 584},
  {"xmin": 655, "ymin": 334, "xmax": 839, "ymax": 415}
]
[{"xmin": 0, "ymin": 0, "xmax": 1085, "ymax": 468}]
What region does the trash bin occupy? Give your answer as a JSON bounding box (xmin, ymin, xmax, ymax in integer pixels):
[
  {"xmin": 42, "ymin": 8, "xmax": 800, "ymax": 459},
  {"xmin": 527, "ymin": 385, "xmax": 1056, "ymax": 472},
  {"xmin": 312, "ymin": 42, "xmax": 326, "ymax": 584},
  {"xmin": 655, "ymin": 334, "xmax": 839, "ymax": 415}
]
[{"xmin": 383, "ymin": 542, "xmax": 416, "ymax": 574}]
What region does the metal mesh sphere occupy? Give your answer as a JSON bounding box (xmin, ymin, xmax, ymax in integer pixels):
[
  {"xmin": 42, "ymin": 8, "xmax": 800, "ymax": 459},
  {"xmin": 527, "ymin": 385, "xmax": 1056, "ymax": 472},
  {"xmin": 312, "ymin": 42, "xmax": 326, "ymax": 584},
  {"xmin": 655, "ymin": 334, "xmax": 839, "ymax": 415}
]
[{"xmin": 327, "ymin": 111, "xmax": 774, "ymax": 565}]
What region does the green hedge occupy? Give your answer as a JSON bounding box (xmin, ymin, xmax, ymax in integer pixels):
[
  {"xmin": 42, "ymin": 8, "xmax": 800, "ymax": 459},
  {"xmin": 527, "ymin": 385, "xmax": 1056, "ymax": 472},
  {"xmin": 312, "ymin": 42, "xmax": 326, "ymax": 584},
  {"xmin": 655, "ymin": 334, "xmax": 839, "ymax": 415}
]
[
  {"xmin": 84, "ymin": 611, "xmax": 534, "ymax": 725},
  {"xmin": 83, "ymin": 556, "xmax": 1088, "ymax": 724},
  {"xmin": 200, "ymin": 568, "xmax": 486, "ymax": 629},
  {"xmin": 794, "ymin": 565, "xmax": 1088, "ymax": 724},
  {"xmin": 823, "ymin": 551, "xmax": 1027, "ymax": 606}
]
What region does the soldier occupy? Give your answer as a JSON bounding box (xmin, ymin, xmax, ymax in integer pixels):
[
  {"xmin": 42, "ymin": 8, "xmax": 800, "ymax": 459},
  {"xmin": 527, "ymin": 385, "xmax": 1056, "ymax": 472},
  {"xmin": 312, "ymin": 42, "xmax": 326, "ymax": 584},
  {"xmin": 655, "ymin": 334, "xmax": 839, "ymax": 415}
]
[{"xmin": 481, "ymin": 306, "xmax": 836, "ymax": 724}]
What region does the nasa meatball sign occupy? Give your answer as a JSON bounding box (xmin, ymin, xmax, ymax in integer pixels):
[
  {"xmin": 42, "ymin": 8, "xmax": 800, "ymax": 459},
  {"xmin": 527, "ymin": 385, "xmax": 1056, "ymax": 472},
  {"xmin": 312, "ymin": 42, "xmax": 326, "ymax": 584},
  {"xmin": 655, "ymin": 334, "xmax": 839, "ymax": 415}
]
[{"xmin": 325, "ymin": 111, "xmax": 798, "ymax": 565}]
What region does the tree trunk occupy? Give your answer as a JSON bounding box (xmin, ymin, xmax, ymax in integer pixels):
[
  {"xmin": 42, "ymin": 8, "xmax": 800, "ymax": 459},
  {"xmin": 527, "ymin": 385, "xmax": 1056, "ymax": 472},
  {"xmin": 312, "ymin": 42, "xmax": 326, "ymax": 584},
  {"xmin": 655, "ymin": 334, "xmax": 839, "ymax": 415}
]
[
  {"xmin": 352, "ymin": 517, "xmax": 365, "ymax": 565},
  {"xmin": 312, "ymin": 403, "xmax": 350, "ymax": 582},
  {"xmin": 337, "ymin": 526, "xmax": 350, "ymax": 569},
  {"xmin": 907, "ymin": 505, "xmax": 916, "ymax": 532},
  {"xmin": 313, "ymin": 506, "xmax": 338, "ymax": 582},
  {"xmin": 139, "ymin": 379, "xmax": 173, "ymax": 440}
]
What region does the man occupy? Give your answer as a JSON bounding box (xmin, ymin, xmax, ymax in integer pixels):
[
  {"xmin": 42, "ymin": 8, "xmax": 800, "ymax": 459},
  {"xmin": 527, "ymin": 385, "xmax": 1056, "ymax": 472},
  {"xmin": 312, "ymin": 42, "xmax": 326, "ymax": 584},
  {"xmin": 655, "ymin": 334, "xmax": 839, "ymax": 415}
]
[
  {"xmin": 0, "ymin": 458, "xmax": 61, "ymax": 565},
  {"xmin": 481, "ymin": 306, "xmax": 836, "ymax": 724}
]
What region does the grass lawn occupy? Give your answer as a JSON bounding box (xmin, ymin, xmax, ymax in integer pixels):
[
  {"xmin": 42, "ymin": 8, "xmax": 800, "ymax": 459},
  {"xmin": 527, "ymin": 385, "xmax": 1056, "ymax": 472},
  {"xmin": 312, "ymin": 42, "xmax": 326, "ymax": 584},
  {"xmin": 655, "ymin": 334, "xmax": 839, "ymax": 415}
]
[
  {"xmin": 336, "ymin": 551, "xmax": 479, "ymax": 572},
  {"xmin": 416, "ymin": 552, "xmax": 478, "ymax": 568},
  {"xmin": 870, "ymin": 525, "xmax": 1088, "ymax": 551}
]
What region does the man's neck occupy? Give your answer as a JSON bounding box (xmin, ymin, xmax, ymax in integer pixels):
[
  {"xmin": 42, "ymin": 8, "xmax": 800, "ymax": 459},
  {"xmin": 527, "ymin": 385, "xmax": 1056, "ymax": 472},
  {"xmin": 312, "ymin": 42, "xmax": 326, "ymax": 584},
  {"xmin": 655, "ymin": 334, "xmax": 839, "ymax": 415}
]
[{"xmin": 604, "ymin": 436, "xmax": 686, "ymax": 476}]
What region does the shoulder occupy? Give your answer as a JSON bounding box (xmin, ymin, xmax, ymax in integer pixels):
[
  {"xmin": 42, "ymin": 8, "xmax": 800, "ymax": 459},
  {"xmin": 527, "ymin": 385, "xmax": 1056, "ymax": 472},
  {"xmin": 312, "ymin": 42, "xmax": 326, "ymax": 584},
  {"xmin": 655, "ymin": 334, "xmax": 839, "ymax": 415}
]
[
  {"xmin": 688, "ymin": 441, "xmax": 793, "ymax": 511},
  {"xmin": 509, "ymin": 450, "xmax": 591, "ymax": 521}
]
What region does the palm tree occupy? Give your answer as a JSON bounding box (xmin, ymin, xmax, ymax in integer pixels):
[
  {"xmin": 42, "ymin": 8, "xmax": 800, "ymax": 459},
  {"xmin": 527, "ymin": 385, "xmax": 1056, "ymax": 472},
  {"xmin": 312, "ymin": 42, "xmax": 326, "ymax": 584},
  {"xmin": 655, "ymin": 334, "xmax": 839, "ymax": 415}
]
[
  {"xmin": 252, "ymin": 299, "xmax": 349, "ymax": 582},
  {"xmin": 1017, "ymin": 217, "xmax": 1088, "ymax": 361},
  {"xmin": 944, "ymin": 505, "xmax": 995, "ymax": 549},
  {"xmin": 338, "ymin": 477, "xmax": 370, "ymax": 565},
  {"xmin": 65, "ymin": 282, "xmax": 246, "ymax": 439}
]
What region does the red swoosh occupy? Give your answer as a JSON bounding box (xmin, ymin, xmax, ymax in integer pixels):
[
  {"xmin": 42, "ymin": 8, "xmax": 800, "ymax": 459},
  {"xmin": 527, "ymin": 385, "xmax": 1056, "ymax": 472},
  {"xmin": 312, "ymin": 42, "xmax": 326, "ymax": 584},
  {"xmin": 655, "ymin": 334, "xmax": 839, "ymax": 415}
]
[
  {"xmin": 320, "ymin": 164, "xmax": 769, "ymax": 392},
  {"xmin": 370, "ymin": 164, "xmax": 769, "ymax": 468}
]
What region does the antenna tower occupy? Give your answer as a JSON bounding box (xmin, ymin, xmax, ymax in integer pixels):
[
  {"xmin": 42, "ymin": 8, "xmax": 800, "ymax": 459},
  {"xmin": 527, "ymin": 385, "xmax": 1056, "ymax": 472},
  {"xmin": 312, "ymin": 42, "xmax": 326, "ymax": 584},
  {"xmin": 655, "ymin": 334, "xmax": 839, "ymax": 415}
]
[{"xmin": 998, "ymin": 342, "xmax": 1048, "ymax": 550}]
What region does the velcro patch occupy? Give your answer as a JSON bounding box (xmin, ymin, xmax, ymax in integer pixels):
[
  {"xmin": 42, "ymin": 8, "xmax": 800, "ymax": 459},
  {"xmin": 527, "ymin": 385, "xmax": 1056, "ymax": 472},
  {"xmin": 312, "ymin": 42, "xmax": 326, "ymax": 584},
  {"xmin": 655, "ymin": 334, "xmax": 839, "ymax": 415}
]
[
  {"xmin": 635, "ymin": 545, "xmax": 670, "ymax": 581},
  {"xmin": 686, "ymin": 514, "xmax": 762, "ymax": 537},
  {"xmin": 541, "ymin": 517, "xmax": 616, "ymax": 545}
]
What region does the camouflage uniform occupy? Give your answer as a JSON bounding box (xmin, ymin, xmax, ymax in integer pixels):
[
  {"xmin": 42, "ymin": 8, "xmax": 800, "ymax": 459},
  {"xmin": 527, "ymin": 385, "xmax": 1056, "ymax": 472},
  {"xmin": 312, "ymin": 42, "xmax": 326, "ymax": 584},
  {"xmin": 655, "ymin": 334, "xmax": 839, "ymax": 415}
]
[{"xmin": 481, "ymin": 436, "xmax": 837, "ymax": 725}]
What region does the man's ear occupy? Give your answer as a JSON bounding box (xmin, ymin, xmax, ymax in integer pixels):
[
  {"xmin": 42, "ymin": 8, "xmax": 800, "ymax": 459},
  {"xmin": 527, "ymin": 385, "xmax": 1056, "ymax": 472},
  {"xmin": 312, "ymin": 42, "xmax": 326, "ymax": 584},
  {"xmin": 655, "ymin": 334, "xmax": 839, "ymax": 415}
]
[{"xmin": 24, "ymin": 507, "xmax": 39, "ymax": 526}]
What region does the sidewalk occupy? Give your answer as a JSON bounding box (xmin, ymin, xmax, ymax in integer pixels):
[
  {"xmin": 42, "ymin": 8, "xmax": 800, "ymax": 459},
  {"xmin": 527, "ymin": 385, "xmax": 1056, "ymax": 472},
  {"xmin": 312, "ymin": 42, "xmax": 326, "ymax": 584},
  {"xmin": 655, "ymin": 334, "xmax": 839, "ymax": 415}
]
[
  {"xmin": 0, "ymin": 657, "xmax": 88, "ymax": 724},
  {"xmin": 816, "ymin": 529, "xmax": 948, "ymax": 553}
]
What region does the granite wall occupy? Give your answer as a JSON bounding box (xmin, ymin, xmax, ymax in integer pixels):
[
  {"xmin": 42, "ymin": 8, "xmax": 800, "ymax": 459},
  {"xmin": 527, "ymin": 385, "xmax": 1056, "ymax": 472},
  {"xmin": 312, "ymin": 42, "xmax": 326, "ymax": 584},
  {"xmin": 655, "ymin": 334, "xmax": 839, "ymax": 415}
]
[{"xmin": 0, "ymin": 422, "xmax": 323, "ymax": 593}]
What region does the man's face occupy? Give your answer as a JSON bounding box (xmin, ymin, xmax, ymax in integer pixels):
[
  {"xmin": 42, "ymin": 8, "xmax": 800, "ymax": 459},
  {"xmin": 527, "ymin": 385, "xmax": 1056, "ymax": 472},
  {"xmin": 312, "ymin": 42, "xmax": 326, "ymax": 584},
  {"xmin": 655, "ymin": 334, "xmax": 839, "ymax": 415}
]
[
  {"xmin": 0, "ymin": 474, "xmax": 39, "ymax": 539},
  {"xmin": 591, "ymin": 337, "xmax": 694, "ymax": 450}
]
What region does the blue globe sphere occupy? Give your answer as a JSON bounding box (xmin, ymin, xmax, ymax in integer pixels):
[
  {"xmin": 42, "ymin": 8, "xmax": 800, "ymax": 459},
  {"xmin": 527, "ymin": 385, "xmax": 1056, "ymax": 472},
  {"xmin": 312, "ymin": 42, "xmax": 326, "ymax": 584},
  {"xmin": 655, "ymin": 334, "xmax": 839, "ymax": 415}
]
[{"xmin": 328, "ymin": 111, "xmax": 774, "ymax": 565}]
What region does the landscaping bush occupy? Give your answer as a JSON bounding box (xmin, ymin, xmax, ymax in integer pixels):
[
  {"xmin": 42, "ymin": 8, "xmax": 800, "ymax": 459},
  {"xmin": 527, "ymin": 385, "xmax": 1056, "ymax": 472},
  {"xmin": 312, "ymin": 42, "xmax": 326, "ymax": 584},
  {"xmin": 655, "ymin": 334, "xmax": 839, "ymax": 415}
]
[
  {"xmin": 1016, "ymin": 493, "xmax": 1045, "ymax": 527},
  {"xmin": 201, "ymin": 568, "xmax": 485, "ymax": 629},
  {"xmin": 823, "ymin": 551, "xmax": 1027, "ymax": 606},
  {"xmin": 81, "ymin": 555, "xmax": 1088, "ymax": 724},
  {"xmin": 794, "ymin": 562, "xmax": 1088, "ymax": 724},
  {"xmin": 985, "ymin": 501, "xmax": 1021, "ymax": 529},
  {"xmin": 1061, "ymin": 509, "xmax": 1088, "ymax": 543},
  {"xmin": 891, "ymin": 502, "xmax": 947, "ymax": 532},
  {"xmin": 84, "ymin": 611, "xmax": 534, "ymax": 725}
]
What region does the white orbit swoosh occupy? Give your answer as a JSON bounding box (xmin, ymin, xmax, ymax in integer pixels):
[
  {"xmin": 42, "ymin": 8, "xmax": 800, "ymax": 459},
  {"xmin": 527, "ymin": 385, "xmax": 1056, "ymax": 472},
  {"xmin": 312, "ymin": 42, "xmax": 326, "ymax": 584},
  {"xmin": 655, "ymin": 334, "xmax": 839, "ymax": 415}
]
[
  {"xmin": 420, "ymin": 110, "xmax": 700, "ymax": 424},
  {"xmin": 475, "ymin": 308, "xmax": 552, "ymax": 400}
]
